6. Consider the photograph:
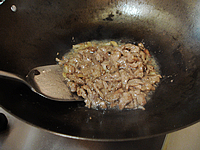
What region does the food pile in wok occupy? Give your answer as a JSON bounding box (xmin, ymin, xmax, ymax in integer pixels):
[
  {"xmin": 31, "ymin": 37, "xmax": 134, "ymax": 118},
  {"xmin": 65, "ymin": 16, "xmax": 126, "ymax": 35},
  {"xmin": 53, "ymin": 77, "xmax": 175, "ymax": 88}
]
[{"xmin": 58, "ymin": 41, "xmax": 161, "ymax": 110}]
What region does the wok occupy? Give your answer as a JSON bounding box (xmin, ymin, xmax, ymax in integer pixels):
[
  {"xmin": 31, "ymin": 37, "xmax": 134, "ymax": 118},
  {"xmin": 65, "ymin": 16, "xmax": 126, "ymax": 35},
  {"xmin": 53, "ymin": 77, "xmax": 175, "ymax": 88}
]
[{"xmin": 0, "ymin": 0, "xmax": 200, "ymax": 141}]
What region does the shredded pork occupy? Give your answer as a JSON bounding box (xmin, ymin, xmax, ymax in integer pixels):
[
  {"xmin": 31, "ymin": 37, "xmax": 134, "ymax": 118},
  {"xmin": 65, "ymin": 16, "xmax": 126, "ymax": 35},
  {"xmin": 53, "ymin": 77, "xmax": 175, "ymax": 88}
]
[{"xmin": 59, "ymin": 41, "xmax": 161, "ymax": 110}]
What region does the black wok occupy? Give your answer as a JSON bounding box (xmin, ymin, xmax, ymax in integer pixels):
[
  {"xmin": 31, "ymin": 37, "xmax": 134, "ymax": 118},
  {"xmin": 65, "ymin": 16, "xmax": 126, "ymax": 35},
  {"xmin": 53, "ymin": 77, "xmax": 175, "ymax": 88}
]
[{"xmin": 0, "ymin": 0, "xmax": 200, "ymax": 141}]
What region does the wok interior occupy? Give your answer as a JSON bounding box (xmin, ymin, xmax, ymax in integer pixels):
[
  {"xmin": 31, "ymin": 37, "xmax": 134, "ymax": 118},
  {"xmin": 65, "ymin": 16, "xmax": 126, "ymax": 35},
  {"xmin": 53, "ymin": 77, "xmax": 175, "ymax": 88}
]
[{"xmin": 0, "ymin": 0, "xmax": 200, "ymax": 140}]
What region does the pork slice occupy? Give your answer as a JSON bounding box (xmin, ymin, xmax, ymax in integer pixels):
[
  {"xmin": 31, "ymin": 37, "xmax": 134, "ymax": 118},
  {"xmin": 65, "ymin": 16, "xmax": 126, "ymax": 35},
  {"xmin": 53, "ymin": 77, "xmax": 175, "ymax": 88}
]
[
  {"xmin": 130, "ymin": 46, "xmax": 140, "ymax": 53},
  {"xmin": 142, "ymin": 75, "xmax": 161, "ymax": 84},
  {"xmin": 114, "ymin": 46, "xmax": 123, "ymax": 53},
  {"xmin": 81, "ymin": 68, "xmax": 91, "ymax": 77},
  {"xmin": 143, "ymin": 49, "xmax": 151, "ymax": 56},
  {"xmin": 124, "ymin": 44, "xmax": 140, "ymax": 52},
  {"xmin": 93, "ymin": 83, "xmax": 104, "ymax": 99},
  {"xmin": 122, "ymin": 50, "xmax": 131, "ymax": 57},
  {"xmin": 91, "ymin": 98, "xmax": 101, "ymax": 108},
  {"xmin": 117, "ymin": 56, "xmax": 127, "ymax": 64},
  {"xmin": 146, "ymin": 65, "xmax": 154, "ymax": 74},
  {"xmin": 127, "ymin": 63, "xmax": 138, "ymax": 69},
  {"xmin": 82, "ymin": 53, "xmax": 93, "ymax": 63},
  {"xmin": 101, "ymin": 73, "xmax": 121, "ymax": 82},
  {"xmin": 81, "ymin": 85, "xmax": 92, "ymax": 94},
  {"xmin": 77, "ymin": 87, "xmax": 87, "ymax": 99},
  {"xmin": 140, "ymin": 51, "xmax": 146, "ymax": 62},
  {"xmin": 129, "ymin": 89, "xmax": 143, "ymax": 97},
  {"xmin": 88, "ymin": 91, "xmax": 98, "ymax": 103},
  {"xmin": 63, "ymin": 64, "xmax": 75, "ymax": 74},
  {"xmin": 129, "ymin": 89, "xmax": 147, "ymax": 106},
  {"xmin": 111, "ymin": 71, "xmax": 120, "ymax": 78},
  {"xmin": 114, "ymin": 82, "xmax": 122, "ymax": 90},
  {"xmin": 119, "ymin": 70, "xmax": 130, "ymax": 85},
  {"xmin": 100, "ymin": 46, "xmax": 113, "ymax": 52},
  {"xmin": 127, "ymin": 68, "xmax": 134, "ymax": 76},
  {"xmin": 102, "ymin": 81, "xmax": 108, "ymax": 89},
  {"xmin": 68, "ymin": 56, "xmax": 81, "ymax": 66},
  {"xmin": 107, "ymin": 88, "xmax": 123, "ymax": 102},
  {"xmin": 124, "ymin": 99, "xmax": 138, "ymax": 109},
  {"xmin": 95, "ymin": 79, "xmax": 104, "ymax": 89},
  {"xmin": 118, "ymin": 92, "xmax": 133, "ymax": 110},
  {"xmin": 138, "ymin": 43, "xmax": 144, "ymax": 49},
  {"xmin": 91, "ymin": 64, "xmax": 102, "ymax": 78},
  {"xmin": 134, "ymin": 84, "xmax": 142, "ymax": 90},
  {"xmin": 108, "ymin": 81, "xmax": 122, "ymax": 91},
  {"xmin": 110, "ymin": 101, "xmax": 119, "ymax": 108},
  {"xmin": 86, "ymin": 79, "xmax": 94, "ymax": 90},
  {"xmin": 128, "ymin": 79, "xmax": 144, "ymax": 85},
  {"xmin": 99, "ymin": 101, "xmax": 107, "ymax": 109},
  {"xmin": 84, "ymin": 99, "xmax": 91, "ymax": 108},
  {"xmin": 133, "ymin": 69, "xmax": 144, "ymax": 78},
  {"xmin": 127, "ymin": 53, "xmax": 139, "ymax": 63},
  {"xmin": 141, "ymin": 82, "xmax": 153, "ymax": 91},
  {"xmin": 86, "ymin": 46, "xmax": 97, "ymax": 53},
  {"xmin": 110, "ymin": 50, "xmax": 121, "ymax": 62},
  {"xmin": 136, "ymin": 94, "xmax": 147, "ymax": 106},
  {"xmin": 67, "ymin": 82, "xmax": 77, "ymax": 92},
  {"xmin": 126, "ymin": 79, "xmax": 144, "ymax": 90},
  {"xmin": 67, "ymin": 74, "xmax": 85, "ymax": 85},
  {"xmin": 101, "ymin": 60, "xmax": 111, "ymax": 72},
  {"xmin": 94, "ymin": 52, "xmax": 104, "ymax": 62}
]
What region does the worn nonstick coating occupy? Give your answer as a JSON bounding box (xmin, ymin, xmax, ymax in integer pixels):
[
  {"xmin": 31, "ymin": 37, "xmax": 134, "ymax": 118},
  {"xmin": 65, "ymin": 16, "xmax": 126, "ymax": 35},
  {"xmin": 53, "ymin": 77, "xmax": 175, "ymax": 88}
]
[{"xmin": 0, "ymin": 0, "xmax": 200, "ymax": 140}]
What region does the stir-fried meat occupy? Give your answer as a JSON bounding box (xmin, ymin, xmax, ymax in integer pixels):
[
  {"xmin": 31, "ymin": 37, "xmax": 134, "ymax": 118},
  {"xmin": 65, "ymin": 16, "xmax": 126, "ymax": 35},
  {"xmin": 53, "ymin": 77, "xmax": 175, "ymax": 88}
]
[
  {"xmin": 94, "ymin": 52, "xmax": 104, "ymax": 62},
  {"xmin": 91, "ymin": 64, "xmax": 102, "ymax": 78},
  {"xmin": 142, "ymin": 75, "xmax": 161, "ymax": 84},
  {"xmin": 66, "ymin": 74, "xmax": 85, "ymax": 85},
  {"xmin": 128, "ymin": 79, "xmax": 144, "ymax": 85},
  {"xmin": 93, "ymin": 83, "xmax": 104, "ymax": 99},
  {"xmin": 95, "ymin": 79, "xmax": 104, "ymax": 89},
  {"xmin": 77, "ymin": 87, "xmax": 87, "ymax": 99},
  {"xmin": 118, "ymin": 92, "xmax": 133, "ymax": 110},
  {"xmin": 67, "ymin": 81, "xmax": 77, "ymax": 92},
  {"xmin": 133, "ymin": 69, "xmax": 144, "ymax": 78},
  {"xmin": 108, "ymin": 88, "xmax": 123, "ymax": 102},
  {"xmin": 141, "ymin": 82, "xmax": 154, "ymax": 91},
  {"xmin": 136, "ymin": 94, "xmax": 147, "ymax": 106},
  {"xmin": 110, "ymin": 50, "xmax": 121, "ymax": 62},
  {"xmin": 119, "ymin": 70, "xmax": 130, "ymax": 86},
  {"xmin": 63, "ymin": 64, "xmax": 75, "ymax": 74},
  {"xmin": 81, "ymin": 85, "xmax": 92, "ymax": 94},
  {"xmin": 60, "ymin": 41, "xmax": 161, "ymax": 110},
  {"xmin": 99, "ymin": 101, "xmax": 107, "ymax": 109}
]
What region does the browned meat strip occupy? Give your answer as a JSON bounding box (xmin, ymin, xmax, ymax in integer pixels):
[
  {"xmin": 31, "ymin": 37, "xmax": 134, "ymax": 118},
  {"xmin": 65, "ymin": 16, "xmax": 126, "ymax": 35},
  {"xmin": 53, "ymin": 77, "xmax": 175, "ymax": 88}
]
[
  {"xmin": 94, "ymin": 79, "xmax": 104, "ymax": 89},
  {"xmin": 67, "ymin": 82, "xmax": 77, "ymax": 92},
  {"xmin": 128, "ymin": 79, "xmax": 144, "ymax": 85},
  {"xmin": 94, "ymin": 52, "xmax": 104, "ymax": 62},
  {"xmin": 118, "ymin": 92, "xmax": 133, "ymax": 110},
  {"xmin": 63, "ymin": 64, "xmax": 75, "ymax": 74},
  {"xmin": 110, "ymin": 50, "xmax": 121, "ymax": 62},
  {"xmin": 107, "ymin": 88, "xmax": 123, "ymax": 102},
  {"xmin": 136, "ymin": 94, "xmax": 147, "ymax": 106},
  {"xmin": 67, "ymin": 74, "xmax": 85, "ymax": 85},
  {"xmin": 77, "ymin": 87, "xmax": 87, "ymax": 99},
  {"xmin": 81, "ymin": 85, "xmax": 92, "ymax": 94},
  {"xmin": 93, "ymin": 83, "xmax": 104, "ymax": 99}
]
